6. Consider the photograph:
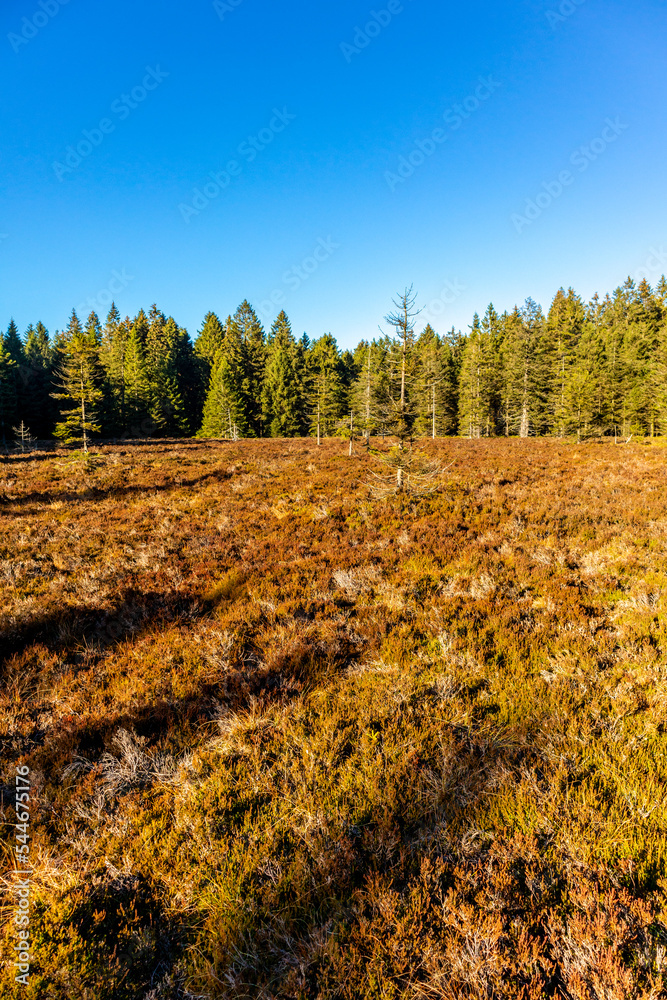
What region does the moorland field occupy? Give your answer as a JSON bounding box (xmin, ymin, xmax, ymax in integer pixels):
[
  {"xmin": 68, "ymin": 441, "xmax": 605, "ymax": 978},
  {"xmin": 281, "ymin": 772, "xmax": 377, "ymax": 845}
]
[{"xmin": 2, "ymin": 437, "xmax": 667, "ymax": 999}]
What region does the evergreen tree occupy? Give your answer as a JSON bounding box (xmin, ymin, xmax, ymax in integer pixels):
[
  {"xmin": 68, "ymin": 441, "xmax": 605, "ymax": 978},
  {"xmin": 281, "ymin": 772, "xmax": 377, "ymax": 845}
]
[
  {"xmin": 2, "ymin": 319, "xmax": 25, "ymax": 432},
  {"xmin": 306, "ymin": 333, "xmax": 345, "ymax": 441},
  {"xmin": 262, "ymin": 312, "xmax": 303, "ymax": 437},
  {"xmin": 227, "ymin": 301, "xmax": 266, "ymax": 436},
  {"xmin": 0, "ymin": 341, "xmax": 17, "ymax": 451},
  {"xmin": 414, "ymin": 324, "xmax": 457, "ymax": 438},
  {"xmin": 198, "ymin": 311, "xmax": 250, "ymax": 438},
  {"xmin": 383, "ymin": 287, "xmax": 421, "ymax": 446},
  {"xmin": 124, "ymin": 325, "xmax": 152, "ymax": 436},
  {"xmin": 23, "ymin": 321, "xmax": 55, "ymax": 437},
  {"xmin": 457, "ymin": 314, "xmax": 498, "ymax": 438},
  {"xmin": 52, "ymin": 310, "xmax": 104, "ymax": 452},
  {"xmin": 351, "ymin": 339, "xmax": 388, "ymax": 444},
  {"xmin": 194, "ymin": 311, "xmax": 226, "ymax": 420}
]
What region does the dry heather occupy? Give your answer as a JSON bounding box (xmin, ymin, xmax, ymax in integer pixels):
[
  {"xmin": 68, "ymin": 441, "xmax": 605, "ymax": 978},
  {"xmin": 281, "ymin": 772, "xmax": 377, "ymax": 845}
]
[{"xmin": 2, "ymin": 437, "xmax": 667, "ymax": 999}]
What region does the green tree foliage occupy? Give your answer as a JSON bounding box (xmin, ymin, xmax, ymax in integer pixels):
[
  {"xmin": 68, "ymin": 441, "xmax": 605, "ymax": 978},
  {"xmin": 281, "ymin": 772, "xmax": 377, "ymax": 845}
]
[
  {"xmin": 229, "ymin": 301, "xmax": 266, "ymax": 437},
  {"xmin": 0, "ymin": 340, "xmax": 17, "ymax": 450},
  {"xmin": 24, "ymin": 321, "xmax": 56, "ymax": 438},
  {"xmin": 5, "ymin": 274, "xmax": 667, "ymax": 445},
  {"xmin": 383, "ymin": 287, "xmax": 421, "ymax": 445},
  {"xmin": 198, "ymin": 310, "xmax": 251, "ymax": 439},
  {"xmin": 52, "ymin": 311, "xmax": 104, "ymax": 452},
  {"xmin": 306, "ymin": 333, "xmax": 345, "ymax": 441},
  {"xmin": 262, "ymin": 312, "xmax": 304, "ymax": 437}
]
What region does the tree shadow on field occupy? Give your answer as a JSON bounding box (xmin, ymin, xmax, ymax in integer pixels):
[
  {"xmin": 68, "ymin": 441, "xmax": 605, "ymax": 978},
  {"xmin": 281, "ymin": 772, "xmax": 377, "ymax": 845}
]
[
  {"xmin": 0, "ymin": 467, "xmax": 234, "ymax": 514},
  {"xmin": 0, "ymin": 588, "xmax": 204, "ymax": 671}
]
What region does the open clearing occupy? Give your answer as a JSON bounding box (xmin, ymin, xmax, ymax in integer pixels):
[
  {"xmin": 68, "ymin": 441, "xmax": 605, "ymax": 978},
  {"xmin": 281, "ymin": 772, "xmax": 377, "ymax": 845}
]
[{"xmin": 2, "ymin": 438, "xmax": 667, "ymax": 999}]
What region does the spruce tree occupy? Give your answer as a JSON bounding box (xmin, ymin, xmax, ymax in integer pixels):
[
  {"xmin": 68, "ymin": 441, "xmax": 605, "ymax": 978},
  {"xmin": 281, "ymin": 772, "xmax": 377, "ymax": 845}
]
[
  {"xmin": 2, "ymin": 319, "xmax": 25, "ymax": 432},
  {"xmin": 198, "ymin": 311, "xmax": 250, "ymax": 438},
  {"xmin": 23, "ymin": 321, "xmax": 54, "ymax": 437},
  {"xmin": 262, "ymin": 312, "xmax": 303, "ymax": 437},
  {"xmin": 124, "ymin": 325, "xmax": 152, "ymax": 436},
  {"xmin": 383, "ymin": 287, "xmax": 421, "ymax": 447},
  {"xmin": 414, "ymin": 324, "xmax": 457, "ymax": 438},
  {"xmin": 52, "ymin": 310, "xmax": 104, "ymax": 452},
  {"xmin": 0, "ymin": 342, "xmax": 17, "ymax": 452},
  {"xmin": 194, "ymin": 312, "xmax": 226, "ymax": 420},
  {"xmin": 227, "ymin": 301, "xmax": 266, "ymax": 436},
  {"xmin": 306, "ymin": 333, "xmax": 345, "ymax": 441}
]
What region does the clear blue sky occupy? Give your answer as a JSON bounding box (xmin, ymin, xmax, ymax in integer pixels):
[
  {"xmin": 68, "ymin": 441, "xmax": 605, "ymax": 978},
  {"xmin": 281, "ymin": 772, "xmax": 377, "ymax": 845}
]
[{"xmin": 1, "ymin": 0, "xmax": 665, "ymax": 348}]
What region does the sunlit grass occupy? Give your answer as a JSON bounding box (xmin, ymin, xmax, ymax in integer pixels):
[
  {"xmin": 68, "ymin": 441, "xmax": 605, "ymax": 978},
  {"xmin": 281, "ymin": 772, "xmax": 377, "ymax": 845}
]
[{"xmin": 2, "ymin": 437, "xmax": 667, "ymax": 998}]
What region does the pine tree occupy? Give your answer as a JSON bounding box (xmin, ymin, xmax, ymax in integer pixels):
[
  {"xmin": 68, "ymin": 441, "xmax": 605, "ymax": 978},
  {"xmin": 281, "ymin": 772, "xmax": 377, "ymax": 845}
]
[
  {"xmin": 194, "ymin": 312, "xmax": 226, "ymax": 421},
  {"xmin": 143, "ymin": 306, "xmax": 193, "ymax": 436},
  {"xmin": 52, "ymin": 310, "xmax": 104, "ymax": 452},
  {"xmin": 262, "ymin": 312, "xmax": 304, "ymax": 437},
  {"xmin": 497, "ymin": 301, "xmax": 548, "ymax": 437},
  {"xmin": 198, "ymin": 312, "xmax": 250, "ymax": 438},
  {"xmin": 227, "ymin": 301, "xmax": 266, "ymax": 436},
  {"xmin": 99, "ymin": 303, "xmax": 127, "ymax": 434},
  {"xmin": 24, "ymin": 321, "xmax": 54, "ymax": 438},
  {"xmin": 124, "ymin": 325, "xmax": 152, "ymax": 436},
  {"xmin": 199, "ymin": 349, "xmax": 248, "ymax": 439},
  {"xmin": 2, "ymin": 319, "xmax": 25, "ymax": 432},
  {"xmin": 383, "ymin": 287, "xmax": 421, "ymax": 448},
  {"xmin": 0, "ymin": 341, "xmax": 17, "ymax": 452},
  {"xmin": 351, "ymin": 340, "xmax": 385, "ymax": 444},
  {"xmin": 194, "ymin": 311, "xmax": 226, "ymax": 370},
  {"xmin": 457, "ymin": 314, "xmax": 498, "ymax": 437},
  {"xmin": 306, "ymin": 333, "xmax": 345, "ymax": 442},
  {"xmin": 544, "ymin": 288, "xmax": 585, "ymax": 435}
]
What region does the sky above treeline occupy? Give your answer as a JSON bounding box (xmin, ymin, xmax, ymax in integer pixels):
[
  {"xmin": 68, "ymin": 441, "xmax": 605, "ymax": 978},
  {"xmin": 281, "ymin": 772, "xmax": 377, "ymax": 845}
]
[{"xmin": 1, "ymin": 0, "xmax": 666, "ymax": 348}]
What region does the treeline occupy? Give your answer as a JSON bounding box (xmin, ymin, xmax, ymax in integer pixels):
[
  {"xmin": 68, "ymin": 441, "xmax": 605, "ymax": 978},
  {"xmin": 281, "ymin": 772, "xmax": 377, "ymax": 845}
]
[{"xmin": 1, "ymin": 275, "xmax": 666, "ymax": 449}]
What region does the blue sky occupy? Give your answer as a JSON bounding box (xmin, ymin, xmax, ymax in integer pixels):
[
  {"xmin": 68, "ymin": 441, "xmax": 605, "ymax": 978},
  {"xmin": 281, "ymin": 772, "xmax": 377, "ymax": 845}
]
[{"xmin": 1, "ymin": 0, "xmax": 665, "ymax": 348}]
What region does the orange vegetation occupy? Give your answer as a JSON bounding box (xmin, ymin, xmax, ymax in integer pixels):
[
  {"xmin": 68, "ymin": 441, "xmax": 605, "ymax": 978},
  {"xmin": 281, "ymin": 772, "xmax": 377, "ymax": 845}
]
[{"xmin": 2, "ymin": 437, "xmax": 667, "ymax": 998}]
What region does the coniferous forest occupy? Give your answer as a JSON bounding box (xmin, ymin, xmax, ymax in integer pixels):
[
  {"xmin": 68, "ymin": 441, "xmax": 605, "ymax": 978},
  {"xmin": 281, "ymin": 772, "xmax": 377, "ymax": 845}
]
[{"xmin": 3, "ymin": 275, "xmax": 667, "ymax": 450}]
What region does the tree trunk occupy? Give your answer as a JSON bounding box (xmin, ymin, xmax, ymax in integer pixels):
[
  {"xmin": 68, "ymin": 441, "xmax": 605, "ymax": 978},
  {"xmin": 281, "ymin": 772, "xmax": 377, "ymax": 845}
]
[{"xmin": 81, "ymin": 369, "xmax": 88, "ymax": 454}]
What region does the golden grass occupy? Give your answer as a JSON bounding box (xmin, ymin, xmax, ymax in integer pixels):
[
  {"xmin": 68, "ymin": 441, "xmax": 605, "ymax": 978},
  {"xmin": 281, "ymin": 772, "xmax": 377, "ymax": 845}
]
[{"xmin": 2, "ymin": 437, "xmax": 667, "ymax": 998}]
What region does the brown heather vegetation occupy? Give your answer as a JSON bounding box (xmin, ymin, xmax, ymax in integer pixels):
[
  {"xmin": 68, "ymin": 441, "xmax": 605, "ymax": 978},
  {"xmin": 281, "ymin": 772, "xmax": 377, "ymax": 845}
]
[{"xmin": 3, "ymin": 437, "xmax": 667, "ymax": 999}]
